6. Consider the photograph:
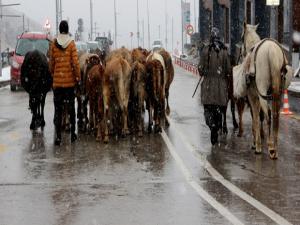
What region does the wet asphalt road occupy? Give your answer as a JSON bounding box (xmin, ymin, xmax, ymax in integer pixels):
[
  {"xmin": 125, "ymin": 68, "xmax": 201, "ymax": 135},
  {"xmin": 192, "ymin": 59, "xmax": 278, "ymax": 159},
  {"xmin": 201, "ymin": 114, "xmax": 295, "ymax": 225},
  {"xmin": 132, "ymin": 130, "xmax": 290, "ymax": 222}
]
[{"xmin": 0, "ymin": 66, "xmax": 300, "ymax": 225}]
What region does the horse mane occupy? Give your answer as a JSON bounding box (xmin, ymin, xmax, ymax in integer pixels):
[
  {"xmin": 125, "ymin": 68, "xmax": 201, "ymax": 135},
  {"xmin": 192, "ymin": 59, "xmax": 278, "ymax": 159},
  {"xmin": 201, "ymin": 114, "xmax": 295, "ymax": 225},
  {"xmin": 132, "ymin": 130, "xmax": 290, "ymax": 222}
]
[{"xmin": 244, "ymin": 24, "xmax": 261, "ymax": 52}]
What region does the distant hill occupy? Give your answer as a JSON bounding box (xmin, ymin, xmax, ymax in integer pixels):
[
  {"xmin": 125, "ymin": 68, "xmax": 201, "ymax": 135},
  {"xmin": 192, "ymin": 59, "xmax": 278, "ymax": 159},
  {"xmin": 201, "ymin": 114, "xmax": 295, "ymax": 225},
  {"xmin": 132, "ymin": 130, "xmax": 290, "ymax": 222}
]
[{"xmin": 1, "ymin": 7, "xmax": 42, "ymax": 50}]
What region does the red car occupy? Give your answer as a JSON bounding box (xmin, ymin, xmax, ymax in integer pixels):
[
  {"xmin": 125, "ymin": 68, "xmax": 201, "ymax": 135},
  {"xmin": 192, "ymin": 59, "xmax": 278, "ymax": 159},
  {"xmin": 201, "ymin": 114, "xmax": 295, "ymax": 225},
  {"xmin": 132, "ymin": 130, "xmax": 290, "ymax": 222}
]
[{"xmin": 10, "ymin": 32, "xmax": 50, "ymax": 91}]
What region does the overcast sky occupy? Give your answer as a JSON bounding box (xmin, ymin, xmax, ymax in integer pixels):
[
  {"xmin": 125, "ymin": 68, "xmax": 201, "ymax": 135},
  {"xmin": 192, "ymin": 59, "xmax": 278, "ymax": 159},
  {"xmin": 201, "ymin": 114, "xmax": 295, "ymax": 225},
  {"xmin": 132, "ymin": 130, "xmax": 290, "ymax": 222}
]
[{"xmin": 3, "ymin": 0, "xmax": 198, "ymax": 51}]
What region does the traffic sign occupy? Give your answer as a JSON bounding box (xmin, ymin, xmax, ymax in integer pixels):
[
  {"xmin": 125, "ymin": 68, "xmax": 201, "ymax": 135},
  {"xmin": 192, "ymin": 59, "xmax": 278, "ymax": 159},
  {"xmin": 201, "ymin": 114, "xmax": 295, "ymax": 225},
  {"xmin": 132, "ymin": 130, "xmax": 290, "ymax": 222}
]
[{"xmin": 186, "ymin": 24, "xmax": 194, "ymax": 36}]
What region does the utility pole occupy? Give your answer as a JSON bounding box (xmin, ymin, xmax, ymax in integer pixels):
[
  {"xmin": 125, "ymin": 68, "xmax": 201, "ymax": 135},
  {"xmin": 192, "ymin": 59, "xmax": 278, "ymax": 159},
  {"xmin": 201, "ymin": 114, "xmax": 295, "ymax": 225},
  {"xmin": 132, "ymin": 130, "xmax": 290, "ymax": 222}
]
[
  {"xmin": 172, "ymin": 17, "xmax": 174, "ymax": 52},
  {"xmin": 55, "ymin": 0, "xmax": 63, "ymax": 35},
  {"xmin": 181, "ymin": 0, "xmax": 184, "ymax": 54},
  {"xmin": 165, "ymin": 0, "xmax": 168, "ymax": 50},
  {"xmin": 0, "ymin": 0, "xmax": 2, "ymax": 77},
  {"xmin": 158, "ymin": 25, "xmax": 161, "ymax": 39},
  {"xmin": 147, "ymin": 0, "xmax": 150, "ymax": 49},
  {"xmin": 136, "ymin": 0, "xmax": 140, "ymax": 47},
  {"xmin": 90, "ymin": 0, "xmax": 93, "ymax": 41},
  {"xmin": 194, "ymin": 0, "xmax": 197, "ymax": 33},
  {"xmin": 142, "ymin": 19, "xmax": 145, "ymax": 48},
  {"xmin": 114, "ymin": 0, "xmax": 118, "ymax": 48},
  {"xmin": 22, "ymin": 14, "xmax": 25, "ymax": 32}
]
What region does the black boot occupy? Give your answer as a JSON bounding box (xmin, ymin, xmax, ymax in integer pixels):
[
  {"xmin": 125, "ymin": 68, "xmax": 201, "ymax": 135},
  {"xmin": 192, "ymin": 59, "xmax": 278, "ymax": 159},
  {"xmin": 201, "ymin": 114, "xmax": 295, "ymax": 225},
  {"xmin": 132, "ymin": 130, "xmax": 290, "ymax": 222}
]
[
  {"xmin": 210, "ymin": 128, "xmax": 218, "ymax": 146},
  {"xmin": 55, "ymin": 134, "xmax": 61, "ymax": 146},
  {"xmin": 71, "ymin": 133, "xmax": 77, "ymax": 143},
  {"xmin": 55, "ymin": 127, "xmax": 61, "ymax": 146}
]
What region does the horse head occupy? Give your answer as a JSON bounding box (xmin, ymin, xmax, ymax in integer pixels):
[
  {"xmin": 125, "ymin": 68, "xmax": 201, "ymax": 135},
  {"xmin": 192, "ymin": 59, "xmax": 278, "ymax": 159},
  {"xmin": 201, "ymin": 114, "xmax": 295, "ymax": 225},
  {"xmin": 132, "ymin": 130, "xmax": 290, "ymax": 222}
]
[{"xmin": 242, "ymin": 22, "xmax": 261, "ymax": 54}]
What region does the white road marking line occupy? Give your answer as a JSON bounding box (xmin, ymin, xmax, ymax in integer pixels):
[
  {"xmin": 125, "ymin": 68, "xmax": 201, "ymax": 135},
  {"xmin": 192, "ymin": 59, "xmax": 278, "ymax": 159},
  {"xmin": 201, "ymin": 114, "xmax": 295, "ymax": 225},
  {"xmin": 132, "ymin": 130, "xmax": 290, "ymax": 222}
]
[
  {"xmin": 161, "ymin": 130, "xmax": 244, "ymax": 225},
  {"xmin": 168, "ymin": 119, "xmax": 293, "ymax": 225}
]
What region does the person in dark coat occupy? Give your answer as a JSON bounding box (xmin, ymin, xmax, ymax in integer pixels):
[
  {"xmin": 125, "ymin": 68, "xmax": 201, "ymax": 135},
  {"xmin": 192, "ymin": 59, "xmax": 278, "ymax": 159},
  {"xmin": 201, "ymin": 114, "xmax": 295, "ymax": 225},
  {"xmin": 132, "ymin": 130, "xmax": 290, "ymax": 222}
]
[{"xmin": 198, "ymin": 28, "xmax": 231, "ymax": 145}]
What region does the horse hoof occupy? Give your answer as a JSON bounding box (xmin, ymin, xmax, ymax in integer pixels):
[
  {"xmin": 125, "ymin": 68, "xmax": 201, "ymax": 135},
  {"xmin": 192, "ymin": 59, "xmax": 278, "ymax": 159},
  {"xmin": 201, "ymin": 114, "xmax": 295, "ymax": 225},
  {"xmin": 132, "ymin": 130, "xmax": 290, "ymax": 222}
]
[
  {"xmin": 154, "ymin": 125, "xmax": 162, "ymax": 133},
  {"xmin": 237, "ymin": 133, "xmax": 242, "ymax": 137},
  {"xmin": 166, "ymin": 107, "xmax": 170, "ymax": 116},
  {"xmin": 251, "ymin": 144, "xmax": 256, "ymax": 150},
  {"xmin": 138, "ymin": 131, "xmax": 143, "ymax": 137},
  {"xmin": 255, "ymin": 150, "xmax": 262, "ymax": 155},
  {"xmin": 104, "ymin": 136, "xmax": 109, "ymax": 144},
  {"xmin": 96, "ymin": 136, "xmax": 101, "ymax": 142},
  {"xmin": 233, "ymin": 122, "xmax": 239, "ymax": 130},
  {"xmin": 148, "ymin": 126, "xmax": 152, "ymax": 134},
  {"xmin": 269, "ymin": 150, "xmax": 278, "ymax": 160},
  {"xmin": 165, "ymin": 120, "xmax": 170, "ymax": 128},
  {"xmin": 222, "ymin": 128, "xmax": 228, "ymax": 135},
  {"xmin": 40, "ymin": 120, "xmax": 46, "ymax": 128}
]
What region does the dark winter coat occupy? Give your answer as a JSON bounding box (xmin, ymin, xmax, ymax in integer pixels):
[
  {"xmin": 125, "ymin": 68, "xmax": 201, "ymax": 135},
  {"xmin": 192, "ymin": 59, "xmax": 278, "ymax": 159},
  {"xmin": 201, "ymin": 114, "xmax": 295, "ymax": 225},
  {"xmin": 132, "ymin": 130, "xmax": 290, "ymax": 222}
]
[
  {"xmin": 21, "ymin": 50, "xmax": 52, "ymax": 94},
  {"xmin": 198, "ymin": 44, "xmax": 231, "ymax": 106}
]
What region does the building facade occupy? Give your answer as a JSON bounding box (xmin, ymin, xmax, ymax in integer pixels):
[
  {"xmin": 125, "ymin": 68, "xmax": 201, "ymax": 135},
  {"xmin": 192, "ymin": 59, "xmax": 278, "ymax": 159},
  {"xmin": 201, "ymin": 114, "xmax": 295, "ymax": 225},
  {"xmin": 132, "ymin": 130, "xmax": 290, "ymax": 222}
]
[{"xmin": 198, "ymin": 0, "xmax": 298, "ymax": 64}]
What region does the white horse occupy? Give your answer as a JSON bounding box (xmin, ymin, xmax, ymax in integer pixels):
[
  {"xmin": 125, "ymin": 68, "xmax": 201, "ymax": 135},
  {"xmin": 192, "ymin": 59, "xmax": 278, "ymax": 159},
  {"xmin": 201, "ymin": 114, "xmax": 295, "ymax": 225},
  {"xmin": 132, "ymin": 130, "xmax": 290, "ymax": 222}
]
[{"xmin": 242, "ymin": 22, "xmax": 291, "ymax": 159}]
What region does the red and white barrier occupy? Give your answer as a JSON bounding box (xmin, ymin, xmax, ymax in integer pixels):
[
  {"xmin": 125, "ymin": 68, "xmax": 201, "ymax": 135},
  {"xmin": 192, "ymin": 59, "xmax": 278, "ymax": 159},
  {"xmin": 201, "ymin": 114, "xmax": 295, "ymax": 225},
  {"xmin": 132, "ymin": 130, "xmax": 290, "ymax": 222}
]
[{"xmin": 173, "ymin": 55, "xmax": 199, "ymax": 76}]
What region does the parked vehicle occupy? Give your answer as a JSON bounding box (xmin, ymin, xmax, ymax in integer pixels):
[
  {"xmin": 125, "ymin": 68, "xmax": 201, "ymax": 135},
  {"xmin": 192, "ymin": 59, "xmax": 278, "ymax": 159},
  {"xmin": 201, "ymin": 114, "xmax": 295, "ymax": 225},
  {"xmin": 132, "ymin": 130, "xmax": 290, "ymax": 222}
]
[
  {"xmin": 152, "ymin": 40, "xmax": 163, "ymax": 52},
  {"xmin": 86, "ymin": 41, "xmax": 100, "ymax": 53},
  {"xmin": 10, "ymin": 32, "xmax": 50, "ymax": 91},
  {"xmin": 95, "ymin": 36, "xmax": 112, "ymax": 55},
  {"xmin": 75, "ymin": 41, "xmax": 88, "ymax": 53}
]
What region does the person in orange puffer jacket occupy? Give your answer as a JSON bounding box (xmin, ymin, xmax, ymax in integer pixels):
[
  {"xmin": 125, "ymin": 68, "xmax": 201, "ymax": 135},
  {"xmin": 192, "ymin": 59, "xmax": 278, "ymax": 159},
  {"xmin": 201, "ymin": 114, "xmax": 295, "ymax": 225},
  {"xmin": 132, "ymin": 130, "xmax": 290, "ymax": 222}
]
[{"xmin": 49, "ymin": 20, "xmax": 81, "ymax": 146}]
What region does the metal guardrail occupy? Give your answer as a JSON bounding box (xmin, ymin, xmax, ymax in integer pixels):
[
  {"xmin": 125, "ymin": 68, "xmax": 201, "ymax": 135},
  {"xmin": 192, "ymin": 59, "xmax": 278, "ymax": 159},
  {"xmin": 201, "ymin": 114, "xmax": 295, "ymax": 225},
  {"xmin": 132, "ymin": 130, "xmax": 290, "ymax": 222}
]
[{"xmin": 173, "ymin": 55, "xmax": 199, "ymax": 76}]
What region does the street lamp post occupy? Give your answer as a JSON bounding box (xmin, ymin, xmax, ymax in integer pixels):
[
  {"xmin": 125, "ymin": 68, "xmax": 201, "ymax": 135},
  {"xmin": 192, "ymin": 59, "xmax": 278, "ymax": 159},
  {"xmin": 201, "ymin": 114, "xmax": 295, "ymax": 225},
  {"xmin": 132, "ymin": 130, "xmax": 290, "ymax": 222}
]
[
  {"xmin": 114, "ymin": 0, "xmax": 118, "ymax": 49},
  {"xmin": 147, "ymin": 0, "xmax": 150, "ymax": 49},
  {"xmin": 90, "ymin": 0, "xmax": 93, "ymax": 41},
  {"xmin": 137, "ymin": 0, "xmax": 140, "ymax": 47}
]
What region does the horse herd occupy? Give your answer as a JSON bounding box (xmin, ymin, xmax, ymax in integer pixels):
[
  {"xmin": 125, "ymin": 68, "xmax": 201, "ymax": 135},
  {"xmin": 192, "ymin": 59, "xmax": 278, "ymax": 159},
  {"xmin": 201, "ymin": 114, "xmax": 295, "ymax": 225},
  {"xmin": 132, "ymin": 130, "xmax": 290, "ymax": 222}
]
[
  {"xmin": 21, "ymin": 46, "xmax": 174, "ymax": 144},
  {"xmin": 20, "ymin": 22, "xmax": 293, "ymax": 160}
]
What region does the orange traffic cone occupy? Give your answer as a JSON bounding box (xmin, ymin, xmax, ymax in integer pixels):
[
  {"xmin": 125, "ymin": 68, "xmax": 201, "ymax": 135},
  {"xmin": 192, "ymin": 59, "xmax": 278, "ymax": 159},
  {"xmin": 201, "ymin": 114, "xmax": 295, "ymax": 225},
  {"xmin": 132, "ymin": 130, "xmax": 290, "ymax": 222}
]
[{"xmin": 281, "ymin": 89, "xmax": 293, "ymax": 115}]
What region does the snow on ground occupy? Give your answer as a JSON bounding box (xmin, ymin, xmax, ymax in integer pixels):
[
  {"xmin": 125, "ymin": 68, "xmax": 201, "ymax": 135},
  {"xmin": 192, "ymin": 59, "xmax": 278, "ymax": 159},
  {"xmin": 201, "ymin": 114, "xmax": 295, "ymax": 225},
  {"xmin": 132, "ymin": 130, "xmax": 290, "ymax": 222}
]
[{"xmin": 0, "ymin": 67, "xmax": 10, "ymax": 82}]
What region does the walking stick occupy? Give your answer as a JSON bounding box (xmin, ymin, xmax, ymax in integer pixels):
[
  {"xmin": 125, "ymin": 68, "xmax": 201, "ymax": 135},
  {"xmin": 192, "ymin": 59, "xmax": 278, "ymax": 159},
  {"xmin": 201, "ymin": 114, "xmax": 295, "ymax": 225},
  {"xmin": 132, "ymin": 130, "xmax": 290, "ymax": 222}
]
[{"xmin": 192, "ymin": 76, "xmax": 203, "ymax": 98}]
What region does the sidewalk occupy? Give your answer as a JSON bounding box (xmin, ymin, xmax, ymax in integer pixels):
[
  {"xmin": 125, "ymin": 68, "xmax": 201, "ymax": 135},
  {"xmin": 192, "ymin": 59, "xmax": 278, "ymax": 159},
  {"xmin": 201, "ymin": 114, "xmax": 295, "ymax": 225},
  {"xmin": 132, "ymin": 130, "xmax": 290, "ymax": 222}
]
[{"xmin": 0, "ymin": 66, "xmax": 11, "ymax": 88}]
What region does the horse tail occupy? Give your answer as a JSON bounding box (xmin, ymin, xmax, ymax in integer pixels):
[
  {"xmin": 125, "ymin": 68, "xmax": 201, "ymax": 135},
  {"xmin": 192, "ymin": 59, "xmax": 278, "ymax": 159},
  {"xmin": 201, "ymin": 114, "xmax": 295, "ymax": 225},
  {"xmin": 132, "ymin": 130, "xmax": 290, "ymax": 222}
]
[{"xmin": 268, "ymin": 46, "xmax": 282, "ymax": 158}]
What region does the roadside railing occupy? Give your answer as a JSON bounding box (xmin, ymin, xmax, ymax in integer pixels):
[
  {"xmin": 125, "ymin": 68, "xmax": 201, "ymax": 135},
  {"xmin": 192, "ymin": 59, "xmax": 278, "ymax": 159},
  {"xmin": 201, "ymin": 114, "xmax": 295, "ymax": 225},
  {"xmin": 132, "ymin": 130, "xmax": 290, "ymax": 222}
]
[{"xmin": 173, "ymin": 56, "xmax": 199, "ymax": 76}]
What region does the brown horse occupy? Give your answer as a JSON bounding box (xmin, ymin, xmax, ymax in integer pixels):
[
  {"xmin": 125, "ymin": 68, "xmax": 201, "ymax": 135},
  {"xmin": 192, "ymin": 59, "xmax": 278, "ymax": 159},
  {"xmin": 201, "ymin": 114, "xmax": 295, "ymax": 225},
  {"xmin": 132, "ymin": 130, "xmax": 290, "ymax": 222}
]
[
  {"xmin": 85, "ymin": 55, "xmax": 105, "ymax": 141},
  {"xmin": 145, "ymin": 59, "xmax": 165, "ymax": 133},
  {"xmin": 158, "ymin": 49, "xmax": 174, "ymax": 116},
  {"xmin": 103, "ymin": 56, "xmax": 132, "ymax": 143},
  {"xmin": 129, "ymin": 61, "xmax": 147, "ymax": 137},
  {"xmin": 106, "ymin": 47, "xmax": 133, "ymax": 65}
]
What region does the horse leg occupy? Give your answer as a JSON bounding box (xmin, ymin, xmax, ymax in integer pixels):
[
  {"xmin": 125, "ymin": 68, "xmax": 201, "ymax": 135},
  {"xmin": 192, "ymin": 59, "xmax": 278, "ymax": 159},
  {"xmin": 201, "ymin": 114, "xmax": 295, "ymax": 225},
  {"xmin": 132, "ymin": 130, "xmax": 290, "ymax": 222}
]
[
  {"xmin": 88, "ymin": 98, "xmax": 94, "ymax": 133},
  {"xmin": 103, "ymin": 86, "xmax": 110, "ymax": 143},
  {"xmin": 165, "ymin": 88, "xmax": 170, "ymax": 116},
  {"xmin": 162, "ymin": 95, "xmax": 170, "ymax": 128},
  {"xmin": 248, "ymin": 93, "xmax": 262, "ymax": 154},
  {"xmin": 221, "ymin": 104, "xmax": 228, "ymax": 135},
  {"xmin": 237, "ymin": 99, "xmax": 245, "ymax": 137},
  {"xmin": 40, "ymin": 94, "xmax": 46, "ymax": 128},
  {"xmin": 137, "ymin": 95, "xmax": 144, "ymax": 137},
  {"xmin": 231, "ymin": 98, "xmax": 239, "ymax": 129},
  {"xmin": 270, "ymin": 96, "xmax": 280, "ymax": 160},
  {"xmin": 154, "ymin": 104, "xmax": 161, "ymax": 133},
  {"xmin": 147, "ymin": 99, "xmax": 153, "ymax": 133}
]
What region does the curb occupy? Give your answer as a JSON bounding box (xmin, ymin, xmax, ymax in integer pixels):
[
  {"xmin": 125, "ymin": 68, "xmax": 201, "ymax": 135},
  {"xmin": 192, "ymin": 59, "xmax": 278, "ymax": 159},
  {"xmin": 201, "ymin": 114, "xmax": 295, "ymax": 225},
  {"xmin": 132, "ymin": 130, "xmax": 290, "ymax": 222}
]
[{"xmin": 0, "ymin": 80, "xmax": 10, "ymax": 88}]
